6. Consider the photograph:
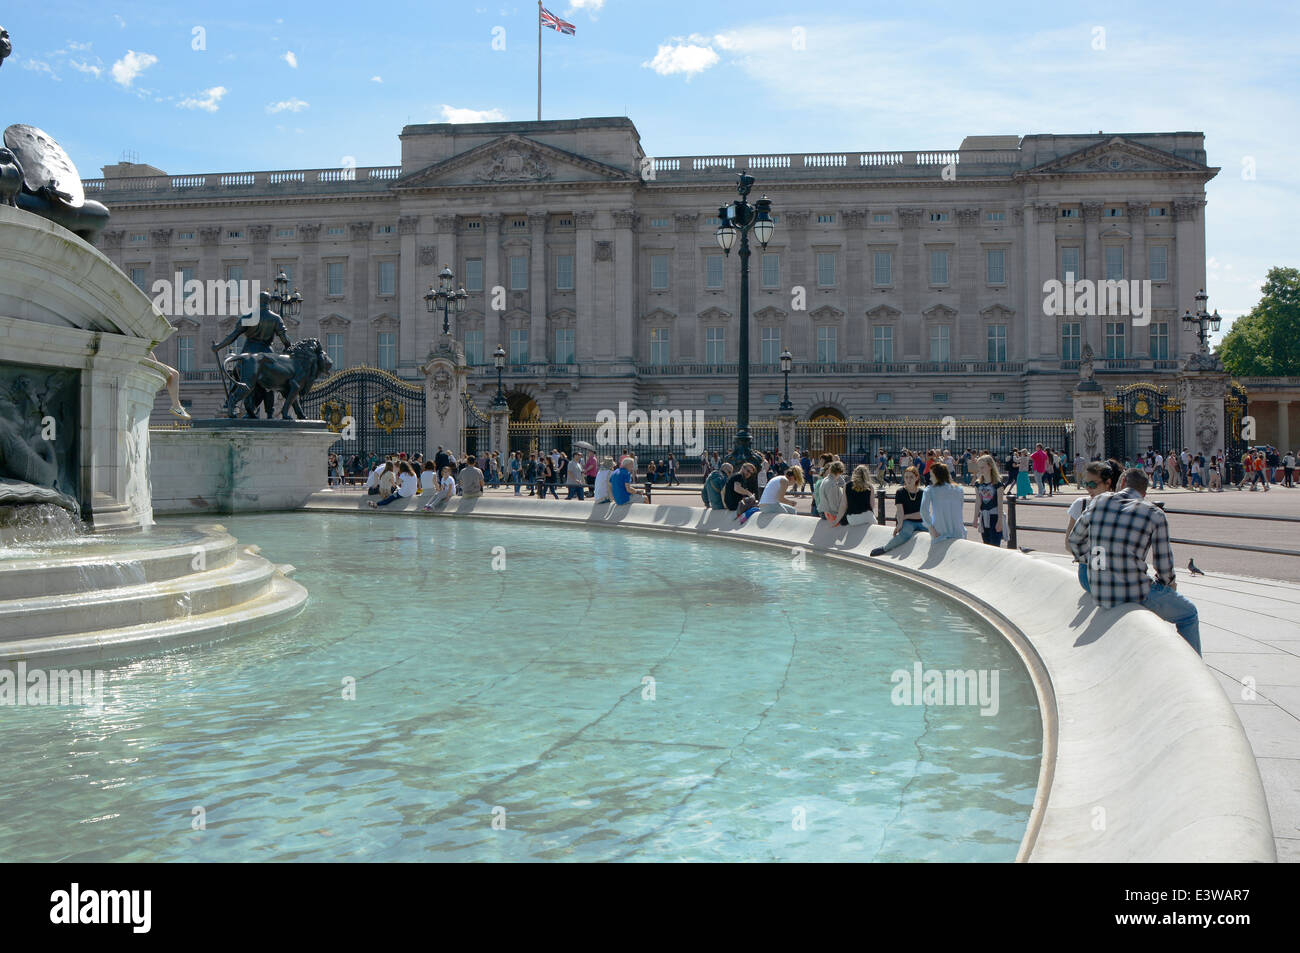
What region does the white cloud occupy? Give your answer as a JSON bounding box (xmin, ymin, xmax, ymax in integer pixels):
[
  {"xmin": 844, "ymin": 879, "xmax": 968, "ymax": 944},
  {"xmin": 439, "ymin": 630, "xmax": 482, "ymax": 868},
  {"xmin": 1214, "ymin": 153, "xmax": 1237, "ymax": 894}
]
[
  {"xmin": 267, "ymin": 98, "xmax": 310, "ymax": 113},
  {"xmin": 370, "ymin": 75, "xmax": 383, "ymax": 83},
  {"xmin": 178, "ymin": 86, "xmax": 227, "ymax": 112},
  {"xmin": 283, "ymin": 51, "xmax": 298, "ymax": 68},
  {"xmin": 113, "ymin": 15, "xmax": 126, "ymax": 29},
  {"xmin": 68, "ymin": 41, "xmax": 93, "ymax": 52},
  {"xmin": 642, "ymin": 42, "xmax": 720, "ymax": 77},
  {"xmin": 22, "ymin": 59, "xmax": 61, "ymax": 81},
  {"xmin": 567, "ymin": 0, "xmax": 604, "ymax": 12},
  {"xmin": 111, "ymin": 50, "xmax": 157, "ymax": 87},
  {"xmin": 439, "ymin": 104, "xmax": 506, "ymax": 123},
  {"xmin": 69, "ymin": 59, "xmax": 103, "ymax": 78}
]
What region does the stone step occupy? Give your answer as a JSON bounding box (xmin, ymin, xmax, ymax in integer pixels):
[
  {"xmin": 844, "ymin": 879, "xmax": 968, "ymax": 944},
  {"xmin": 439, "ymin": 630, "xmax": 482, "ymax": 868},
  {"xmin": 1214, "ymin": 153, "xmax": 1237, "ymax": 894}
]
[
  {"xmin": 0, "ymin": 571, "xmax": 307, "ymax": 667},
  {"xmin": 0, "ymin": 528, "xmax": 238, "ymax": 600},
  {"xmin": 0, "ymin": 552, "xmax": 278, "ymax": 641}
]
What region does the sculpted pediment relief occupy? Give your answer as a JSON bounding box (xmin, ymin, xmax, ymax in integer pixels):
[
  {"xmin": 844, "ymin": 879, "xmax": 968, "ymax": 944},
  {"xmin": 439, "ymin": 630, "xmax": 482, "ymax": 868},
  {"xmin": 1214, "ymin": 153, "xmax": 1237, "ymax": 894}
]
[
  {"xmin": 395, "ymin": 134, "xmax": 639, "ymax": 190},
  {"xmin": 809, "ymin": 305, "xmax": 845, "ymax": 322},
  {"xmin": 753, "ymin": 306, "xmax": 787, "ymax": 323},
  {"xmin": 979, "ymin": 304, "xmax": 1015, "ymax": 319},
  {"xmin": 923, "ymin": 304, "xmax": 958, "ymax": 319},
  {"xmin": 698, "ymin": 306, "xmax": 733, "ymax": 323},
  {"xmin": 865, "ymin": 305, "xmax": 901, "ymax": 321},
  {"xmin": 641, "ymin": 308, "xmax": 677, "ymax": 323},
  {"xmin": 1024, "ymin": 136, "xmax": 1210, "ymax": 177}
]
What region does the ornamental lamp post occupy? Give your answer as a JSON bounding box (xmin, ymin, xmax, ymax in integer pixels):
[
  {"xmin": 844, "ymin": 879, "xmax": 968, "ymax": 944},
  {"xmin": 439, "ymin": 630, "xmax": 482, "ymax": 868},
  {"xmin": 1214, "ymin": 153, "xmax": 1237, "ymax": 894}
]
[
  {"xmin": 714, "ymin": 173, "xmax": 774, "ymax": 475},
  {"xmin": 268, "ymin": 270, "xmax": 303, "ymax": 322},
  {"xmin": 1180, "ymin": 288, "xmax": 1222, "ymax": 353},
  {"xmin": 492, "ymin": 345, "xmax": 507, "ymax": 407},
  {"xmin": 779, "ymin": 348, "xmax": 793, "ymax": 411},
  {"xmin": 424, "ymin": 264, "xmax": 469, "ymax": 335}
]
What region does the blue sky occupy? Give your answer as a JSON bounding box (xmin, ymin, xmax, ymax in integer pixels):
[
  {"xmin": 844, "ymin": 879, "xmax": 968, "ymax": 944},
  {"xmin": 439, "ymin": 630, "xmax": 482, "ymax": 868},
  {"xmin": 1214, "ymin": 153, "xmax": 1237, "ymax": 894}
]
[{"xmin": 3, "ymin": 0, "xmax": 1297, "ymax": 337}]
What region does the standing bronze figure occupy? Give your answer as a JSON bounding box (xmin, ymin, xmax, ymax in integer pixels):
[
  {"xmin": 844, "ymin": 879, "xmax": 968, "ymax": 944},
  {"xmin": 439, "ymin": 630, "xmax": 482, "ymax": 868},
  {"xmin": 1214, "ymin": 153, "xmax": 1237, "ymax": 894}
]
[{"xmin": 212, "ymin": 291, "xmax": 292, "ymax": 417}]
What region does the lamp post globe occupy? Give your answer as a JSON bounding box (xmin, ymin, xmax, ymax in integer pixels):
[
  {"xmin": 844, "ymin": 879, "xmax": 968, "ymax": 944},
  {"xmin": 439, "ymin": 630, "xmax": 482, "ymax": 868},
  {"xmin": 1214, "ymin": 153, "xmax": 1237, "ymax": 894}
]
[{"xmin": 492, "ymin": 345, "xmax": 507, "ymax": 407}]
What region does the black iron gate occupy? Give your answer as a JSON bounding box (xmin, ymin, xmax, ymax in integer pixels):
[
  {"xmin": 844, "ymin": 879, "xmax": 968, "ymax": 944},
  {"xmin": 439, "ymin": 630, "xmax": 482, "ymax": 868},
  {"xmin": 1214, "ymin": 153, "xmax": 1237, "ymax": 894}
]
[
  {"xmin": 461, "ymin": 394, "xmax": 491, "ymax": 457},
  {"xmin": 1224, "ymin": 381, "xmax": 1249, "ymax": 483},
  {"xmin": 1103, "ymin": 382, "xmax": 1184, "ymax": 465},
  {"xmin": 300, "ymin": 366, "xmax": 426, "ymax": 464}
]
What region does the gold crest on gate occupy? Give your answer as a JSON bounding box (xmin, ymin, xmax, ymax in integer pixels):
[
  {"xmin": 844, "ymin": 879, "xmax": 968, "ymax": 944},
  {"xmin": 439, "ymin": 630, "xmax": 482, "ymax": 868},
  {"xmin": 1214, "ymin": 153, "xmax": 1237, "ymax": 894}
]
[
  {"xmin": 321, "ymin": 399, "xmax": 351, "ymax": 432},
  {"xmin": 374, "ymin": 398, "xmax": 404, "ymax": 433}
]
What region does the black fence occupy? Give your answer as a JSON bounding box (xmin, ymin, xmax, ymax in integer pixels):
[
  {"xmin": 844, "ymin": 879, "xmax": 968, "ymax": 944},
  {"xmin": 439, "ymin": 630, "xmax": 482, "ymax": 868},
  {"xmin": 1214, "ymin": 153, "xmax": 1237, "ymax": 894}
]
[{"xmin": 300, "ymin": 366, "xmax": 426, "ymax": 460}]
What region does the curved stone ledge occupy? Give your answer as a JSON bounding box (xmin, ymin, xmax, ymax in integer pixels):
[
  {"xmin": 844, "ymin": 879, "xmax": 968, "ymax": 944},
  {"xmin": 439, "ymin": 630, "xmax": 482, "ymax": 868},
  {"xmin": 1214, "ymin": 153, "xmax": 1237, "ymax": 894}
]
[{"xmin": 306, "ymin": 491, "xmax": 1277, "ymax": 863}]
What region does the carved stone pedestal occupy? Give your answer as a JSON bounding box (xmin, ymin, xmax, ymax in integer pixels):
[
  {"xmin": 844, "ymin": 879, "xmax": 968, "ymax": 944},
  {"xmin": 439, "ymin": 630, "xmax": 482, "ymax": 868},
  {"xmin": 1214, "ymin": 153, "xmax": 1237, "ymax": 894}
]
[
  {"xmin": 419, "ymin": 334, "xmax": 467, "ymax": 459},
  {"xmin": 1179, "ymin": 353, "xmax": 1229, "ymax": 459}
]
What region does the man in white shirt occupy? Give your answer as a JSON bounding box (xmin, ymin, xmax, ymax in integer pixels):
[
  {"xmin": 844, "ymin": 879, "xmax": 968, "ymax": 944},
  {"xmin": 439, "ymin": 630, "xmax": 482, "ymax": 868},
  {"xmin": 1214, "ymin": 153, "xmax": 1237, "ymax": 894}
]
[
  {"xmin": 566, "ymin": 450, "xmax": 586, "ymax": 500},
  {"xmin": 1180, "ymin": 448, "xmax": 1192, "ymax": 487},
  {"xmin": 1152, "ymin": 451, "xmax": 1165, "ymax": 489}
]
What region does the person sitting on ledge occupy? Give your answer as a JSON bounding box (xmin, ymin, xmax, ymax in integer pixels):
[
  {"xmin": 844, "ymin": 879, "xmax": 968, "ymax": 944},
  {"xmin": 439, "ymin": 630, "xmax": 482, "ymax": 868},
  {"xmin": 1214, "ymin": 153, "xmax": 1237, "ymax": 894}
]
[
  {"xmin": 610, "ymin": 456, "xmax": 644, "ymax": 505},
  {"xmin": 370, "ymin": 461, "xmax": 417, "ymax": 508},
  {"xmin": 459, "ymin": 456, "xmax": 485, "ymax": 499},
  {"xmin": 757, "ymin": 464, "xmax": 804, "ymax": 515},
  {"xmin": 1067, "ymin": 466, "xmax": 1201, "ymax": 656},
  {"xmin": 871, "ymin": 466, "xmax": 926, "ymax": 556},
  {"xmin": 702, "ymin": 461, "xmax": 731, "ymax": 510},
  {"xmin": 919, "ymin": 461, "xmax": 967, "ymax": 542},
  {"xmin": 723, "ymin": 462, "xmax": 756, "ymax": 512},
  {"xmin": 593, "ymin": 456, "xmax": 615, "ymax": 504},
  {"xmin": 422, "ymin": 466, "xmax": 457, "ymax": 510}
]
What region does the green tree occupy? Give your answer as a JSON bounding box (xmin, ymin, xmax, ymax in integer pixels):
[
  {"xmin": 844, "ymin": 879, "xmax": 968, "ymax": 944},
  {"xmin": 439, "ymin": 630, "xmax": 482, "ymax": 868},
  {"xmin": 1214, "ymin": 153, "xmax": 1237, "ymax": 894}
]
[{"xmin": 1219, "ymin": 266, "xmax": 1300, "ymax": 376}]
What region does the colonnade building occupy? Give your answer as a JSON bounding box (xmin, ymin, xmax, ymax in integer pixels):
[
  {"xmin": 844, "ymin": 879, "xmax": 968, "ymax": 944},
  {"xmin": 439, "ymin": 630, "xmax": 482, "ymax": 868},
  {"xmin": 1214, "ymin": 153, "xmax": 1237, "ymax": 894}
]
[{"xmin": 83, "ymin": 117, "xmax": 1218, "ymax": 425}]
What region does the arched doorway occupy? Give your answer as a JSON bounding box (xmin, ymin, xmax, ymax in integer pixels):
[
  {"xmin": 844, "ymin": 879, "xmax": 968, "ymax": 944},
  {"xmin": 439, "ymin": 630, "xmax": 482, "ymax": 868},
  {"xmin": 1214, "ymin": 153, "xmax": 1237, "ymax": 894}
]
[
  {"xmin": 508, "ymin": 392, "xmax": 540, "ymax": 422},
  {"xmin": 806, "ymin": 407, "xmax": 847, "ymax": 458},
  {"xmin": 507, "ymin": 392, "xmax": 541, "ymax": 458}
]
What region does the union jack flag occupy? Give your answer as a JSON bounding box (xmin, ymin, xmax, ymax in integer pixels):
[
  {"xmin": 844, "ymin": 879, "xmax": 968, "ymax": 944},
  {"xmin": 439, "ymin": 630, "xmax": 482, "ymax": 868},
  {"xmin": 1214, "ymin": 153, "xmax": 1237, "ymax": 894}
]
[{"xmin": 540, "ymin": 6, "xmax": 576, "ymax": 35}]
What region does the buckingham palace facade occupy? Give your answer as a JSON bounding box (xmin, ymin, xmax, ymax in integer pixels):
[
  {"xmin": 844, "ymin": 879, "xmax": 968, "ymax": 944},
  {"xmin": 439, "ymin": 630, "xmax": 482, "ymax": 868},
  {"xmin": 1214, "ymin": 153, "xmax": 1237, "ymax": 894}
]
[{"xmin": 83, "ymin": 116, "xmax": 1218, "ymax": 425}]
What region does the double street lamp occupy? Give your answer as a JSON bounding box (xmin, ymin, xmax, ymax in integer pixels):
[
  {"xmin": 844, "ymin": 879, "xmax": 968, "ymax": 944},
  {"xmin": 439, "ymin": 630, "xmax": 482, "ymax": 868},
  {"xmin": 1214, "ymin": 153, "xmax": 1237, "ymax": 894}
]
[
  {"xmin": 778, "ymin": 348, "xmax": 793, "ymax": 411},
  {"xmin": 424, "ymin": 265, "xmax": 469, "ymax": 335},
  {"xmin": 269, "ymin": 270, "xmax": 303, "ymax": 321},
  {"xmin": 714, "ymin": 173, "xmax": 775, "ymax": 472},
  {"xmin": 1180, "ymin": 288, "xmax": 1222, "ymax": 353}
]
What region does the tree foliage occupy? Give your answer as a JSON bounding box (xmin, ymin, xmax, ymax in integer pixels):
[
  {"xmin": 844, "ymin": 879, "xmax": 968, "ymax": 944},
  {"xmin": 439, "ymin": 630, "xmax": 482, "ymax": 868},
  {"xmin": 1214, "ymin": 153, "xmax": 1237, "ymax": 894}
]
[{"xmin": 1219, "ymin": 266, "xmax": 1300, "ymax": 376}]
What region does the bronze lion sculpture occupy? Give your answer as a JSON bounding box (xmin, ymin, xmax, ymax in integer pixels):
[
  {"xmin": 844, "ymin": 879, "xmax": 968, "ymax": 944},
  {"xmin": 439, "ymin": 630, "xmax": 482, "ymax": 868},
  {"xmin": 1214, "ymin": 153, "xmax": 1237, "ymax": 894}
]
[{"xmin": 223, "ymin": 337, "xmax": 332, "ymax": 419}]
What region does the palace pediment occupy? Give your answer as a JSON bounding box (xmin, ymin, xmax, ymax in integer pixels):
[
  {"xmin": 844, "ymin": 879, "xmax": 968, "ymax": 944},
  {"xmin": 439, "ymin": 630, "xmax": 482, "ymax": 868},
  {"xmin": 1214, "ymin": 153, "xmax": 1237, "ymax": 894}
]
[
  {"xmin": 1021, "ymin": 136, "xmax": 1211, "ymax": 177},
  {"xmin": 394, "ymin": 134, "xmax": 639, "ymax": 190}
]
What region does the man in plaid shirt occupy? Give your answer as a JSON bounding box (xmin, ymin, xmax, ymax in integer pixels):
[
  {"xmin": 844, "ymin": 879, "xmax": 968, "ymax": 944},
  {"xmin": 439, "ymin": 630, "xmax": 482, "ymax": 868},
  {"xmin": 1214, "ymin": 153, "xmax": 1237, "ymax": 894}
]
[{"xmin": 1067, "ymin": 467, "xmax": 1201, "ymax": 655}]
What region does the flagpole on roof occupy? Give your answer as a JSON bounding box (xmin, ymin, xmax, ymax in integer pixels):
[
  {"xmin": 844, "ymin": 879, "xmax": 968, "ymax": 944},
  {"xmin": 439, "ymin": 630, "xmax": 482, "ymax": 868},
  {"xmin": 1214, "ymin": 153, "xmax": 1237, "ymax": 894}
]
[{"xmin": 537, "ymin": 0, "xmax": 542, "ymax": 121}]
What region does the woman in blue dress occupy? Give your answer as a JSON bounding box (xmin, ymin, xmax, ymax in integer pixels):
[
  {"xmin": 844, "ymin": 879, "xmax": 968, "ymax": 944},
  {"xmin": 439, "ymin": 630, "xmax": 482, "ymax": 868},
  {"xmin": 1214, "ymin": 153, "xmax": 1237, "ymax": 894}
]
[{"xmin": 1014, "ymin": 448, "xmax": 1034, "ymax": 497}]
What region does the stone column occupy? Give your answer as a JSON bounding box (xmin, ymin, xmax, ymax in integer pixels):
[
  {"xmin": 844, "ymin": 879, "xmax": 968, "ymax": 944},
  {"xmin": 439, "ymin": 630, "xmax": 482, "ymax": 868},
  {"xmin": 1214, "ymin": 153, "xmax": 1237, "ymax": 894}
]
[
  {"xmin": 398, "ymin": 215, "xmax": 420, "ymax": 368},
  {"xmin": 1126, "ymin": 201, "xmax": 1149, "ymax": 356},
  {"xmin": 1178, "ymin": 358, "xmax": 1228, "ymax": 459},
  {"xmin": 420, "ymin": 335, "xmax": 468, "ymax": 459},
  {"xmin": 673, "ymin": 212, "xmax": 699, "ymax": 360},
  {"xmin": 528, "ymin": 210, "xmax": 548, "ymax": 365},
  {"xmin": 896, "ymin": 208, "xmax": 923, "ymax": 359},
  {"xmin": 198, "ymin": 227, "xmax": 222, "ymax": 363},
  {"xmin": 955, "ymin": 208, "xmax": 980, "ymax": 359},
  {"xmin": 249, "ymin": 224, "xmax": 272, "ymax": 283},
  {"xmin": 1033, "ymin": 204, "xmax": 1057, "ymax": 361},
  {"xmin": 348, "ymin": 221, "xmax": 372, "ymax": 315},
  {"xmin": 1072, "ymin": 379, "xmax": 1106, "ymax": 461},
  {"xmin": 843, "ymin": 210, "xmax": 867, "ymax": 357},
  {"xmin": 490, "ymin": 403, "xmax": 510, "ymax": 462},
  {"xmin": 612, "ymin": 209, "xmax": 638, "ymax": 365},
  {"xmin": 574, "ymin": 211, "xmax": 596, "ymax": 363},
  {"xmin": 1279, "ymin": 400, "xmax": 1292, "ymax": 449},
  {"xmin": 150, "ymin": 227, "xmax": 173, "ymax": 293},
  {"xmin": 1173, "ymin": 199, "xmax": 1204, "ymax": 357},
  {"xmin": 778, "ymin": 410, "xmax": 797, "ymax": 463},
  {"xmin": 482, "ymin": 213, "xmax": 502, "ymax": 354},
  {"xmin": 1082, "ymin": 202, "xmax": 1104, "ymax": 356},
  {"xmin": 432, "ymin": 214, "xmax": 457, "ymax": 352}
]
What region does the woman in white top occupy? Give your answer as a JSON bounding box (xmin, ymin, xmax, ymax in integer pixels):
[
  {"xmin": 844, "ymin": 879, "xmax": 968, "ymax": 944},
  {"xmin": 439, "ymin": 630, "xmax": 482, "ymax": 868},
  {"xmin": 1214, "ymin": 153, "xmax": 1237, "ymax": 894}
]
[
  {"xmin": 593, "ymin": 457, "xmax": 614, "ymax": 503},
  {"xmin": 421, "ymin": 467, "xmax": 457, "ymax": 510},
  {"xmin": 757, "ymin": 456, "xmax": 770, "ymax": 489},
  {"xmin": 919, "ymin": 462, "xmax": 966, "ymax": 540},
  {"xmin": 757, "ymin": 465, "xmax": 804, "ymax": 514},
  {"xmin": 377, "ymin": 462, "xmax": 397, "ymax": 497},
  {"xmin": 370, "ymin": 461, "xmax": 418, "ymax": 507},
  {"xmin": 419, "ymin": 461, "xmax": 437, "ymax": 495}
]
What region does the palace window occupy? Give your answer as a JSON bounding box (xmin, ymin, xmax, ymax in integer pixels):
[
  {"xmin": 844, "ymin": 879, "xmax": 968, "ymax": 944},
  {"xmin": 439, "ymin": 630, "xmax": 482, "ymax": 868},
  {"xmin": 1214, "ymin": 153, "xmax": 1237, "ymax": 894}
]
[
  {"xmin": 1149, "ymin": 322, "xmax": 1169, "ymax": 360},
  {"xmin": 509, "ymin": 256, "xmax": 528, "ymax": 291},
  {"xmin": 761, "ymin": 253, "xmax": 780, "ymax": 289},
  {"xmin": 555, "ymin": 327, "xmax": 575, "ymax": 364},
  {"xmin": 326, "ymin": 262, "xmax": 345, "ymax": 296},
  {"xmin": 987, "ymin": 325, "xmax": 1007, "ymax": 363},
  {"xmin": 873, "ymin": 326, "xmax": 893, "ymax": 363},
  {"xmin": 376, "ymin": 224, "xmax": 395, "ymax": 234},
  {"xmin": 378, "ymin": 260, "xmax": 396, "ymax": 296},
  {"xmin": 873, "ymin": 251, "xmax": 892, "ymax": 286},
  {"xmin": 929, "ymin": 325, "xmax": 950, "ymax": 362},
  {"xmin": 277, "ymin": 228, "xmax": 294, "ymax": 238},
  {"xmin": 178, "ymin": 231, "xmax": 195, "ymax": 241},
  {"xmin": 1104, "ymin": 245, "xmax": 1124, "ymax": 281},
  {"xmin": 705, "ymin": 327, "xmax": 726, "ymax": 365},
  {"xmin": 1061, "ymin": 247, "xmax": 1080, "ymax": 281},
  {"xmin": 327, "ymin": 333, "xmax": 345, "ymax": 369},
  {"xmin": 990, "ymin": 392, "xmax": 1006, "ymax": 402},
  {"xmin": 649, "ymin": 218, "xmax": 670, "ymax": 229},
  {"xmin": 816, "ymin": 326, "xmax": 837, "ymax": 363},
  {"xmin": 816, "ymin": 252, "xmax": 836, "ymax": 287},
  {"xmin": 1061, "ymin": 323, "xmax": 1081, "ymax": 361},
  {"xmin": 509, "ymin": 328, "xmax": 529, "ymax": 364},
  {"xmin": 929, "ymin": 250, "xmax": 949, "ymax": 285},
  {"xmin": 377, "ymin": 332, "xmax": 395, "ymax": 370},
  {"xmin": 705, "ymin": 255, "xmax": 724, "ymax": 289},
  {"xmin": 761, "ymin": 327, "xmax": 781, "ymax": 364},
  {"xmin": 463, "ymin": 330, "xmax": 483, "ymax": 366},
  {"xmin": 1105, "ymin": 322, "xmax": 1126, "ymax": 359},
  {"xmin": 650, "ymin": 255, "xmax": 669, "ymax": 291},
  {"xmin": 1060, "ymin": 208, "xmax": 1079, "ymax": 219},
  {"xmin": 649, "ymin": 328, "xmax": 670, "ymax": 365},
  {"xmin": 872, "ymin": 213, "xmax": 892, "ymax": 224},
  {"xmin": 986, "ymin": 248, "xmax": 1006, "ymax": 284},
  {"xmin": 327, "ymin": 226, "xmax": 344, "ymax": 236},
  {"xmin": 176, "ymin": 336, "xmax": 194, "ymax": 372},
  {"xmin": 465, "ymin": 258, "xmax": 483, "ymax": 292},
  {"xmin": 985, "ymin": 211, "xmax": 1005, "ymax": 222},
  {"xmin": 1149, "ymin": 245, "xmax": 1168, "ymax": 282},
  {"xmin": 816, "ymin": 214, "xmax": 835, "ymax": 224},
  {"xmin": 929, "ymin": 212, "xmax": 949, "ymax": 223},
  {"xmin": 555, "ymin": 255, "xmax": 574, "ymax": 291}
]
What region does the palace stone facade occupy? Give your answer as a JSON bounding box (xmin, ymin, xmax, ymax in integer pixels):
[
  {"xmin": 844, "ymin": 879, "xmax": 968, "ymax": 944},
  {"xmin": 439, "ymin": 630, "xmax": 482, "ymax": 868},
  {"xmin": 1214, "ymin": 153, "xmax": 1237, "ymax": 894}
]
[{"xmin": 82, "ymin": 117, "xmax": 1218, "ymax": 425}]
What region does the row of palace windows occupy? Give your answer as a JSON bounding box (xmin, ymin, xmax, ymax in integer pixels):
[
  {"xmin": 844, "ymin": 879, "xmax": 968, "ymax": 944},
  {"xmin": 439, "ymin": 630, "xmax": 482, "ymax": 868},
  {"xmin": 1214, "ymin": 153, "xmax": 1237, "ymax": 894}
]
[
  {"xmin": 642, "ymin": 321, "xmax": 1174, "ymax": 365},
  {"xmin": 171, "ymin": 320, "xmax": 1173, "ymax": 374},
  {"xmin": 130, "ymin": 244, "xmax": 1172, "ymax": 305},
  {"xmin": 648, "ymin": 244, "xmax": 1171, "ymax": 291}
]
